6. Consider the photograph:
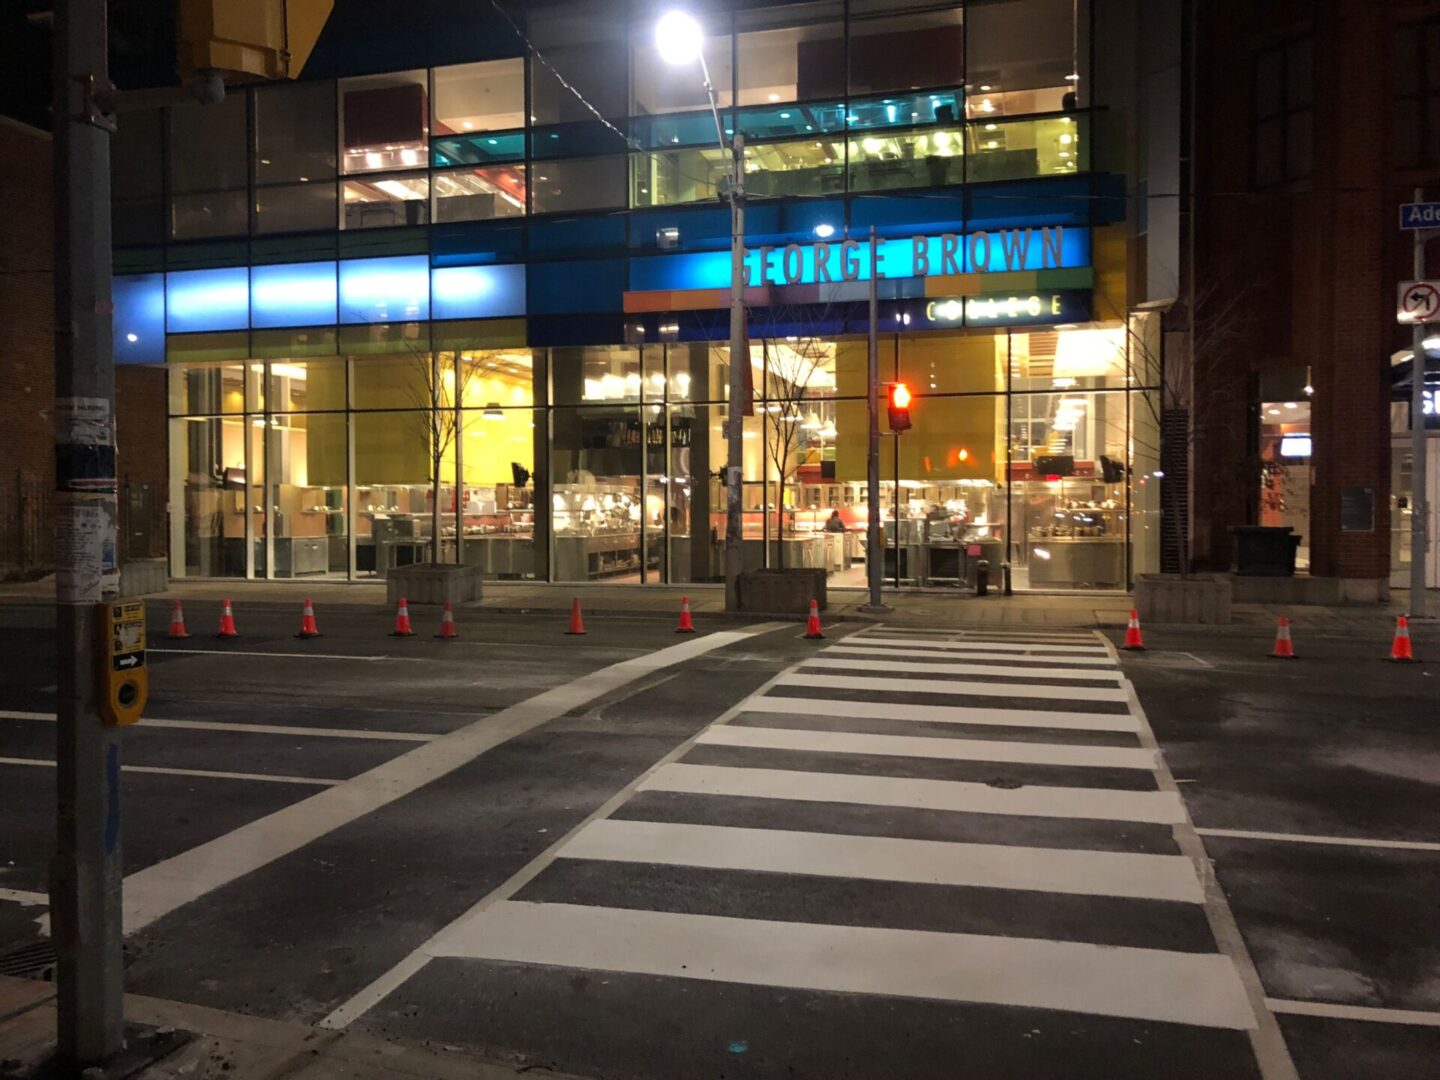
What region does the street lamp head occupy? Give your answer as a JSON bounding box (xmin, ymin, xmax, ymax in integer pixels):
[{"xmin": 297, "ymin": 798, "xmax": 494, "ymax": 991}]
[{"xmin": 655, "ymin": 10, "xmax": 703, "ymax": 65}]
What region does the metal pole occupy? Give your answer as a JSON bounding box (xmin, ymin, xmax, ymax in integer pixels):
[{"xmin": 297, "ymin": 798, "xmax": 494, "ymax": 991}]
[
  {"xmin": 863, "ymin": 227, "xmax": 888, "ymax": 611},
  {"xmin": 724, "ymin": 133, "xmax": 746, "ymax": 611},
  {"xmin": 1412, "ymin": 187, "xmax": 1430, "ymax": 617},
  {"xmin": 52, "ymin": 0, "xmax": 125, "ymax": 1063}
]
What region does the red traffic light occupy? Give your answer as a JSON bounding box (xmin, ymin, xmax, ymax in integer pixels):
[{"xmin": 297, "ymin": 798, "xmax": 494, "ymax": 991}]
[{"xmin": 887, "ymin": 382, "xmax": 913, "ymax": 432}]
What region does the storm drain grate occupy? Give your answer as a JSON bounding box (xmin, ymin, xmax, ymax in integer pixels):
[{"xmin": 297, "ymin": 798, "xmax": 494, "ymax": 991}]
[{"xmin": 0, "ymin": 941, "xmax": 57, "ymax": 981}]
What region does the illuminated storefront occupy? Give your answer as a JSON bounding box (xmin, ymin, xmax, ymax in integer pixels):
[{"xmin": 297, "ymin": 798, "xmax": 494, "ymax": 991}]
[{"xmin": 109, "ymin": 0, "xmax": 1159, "ymax": 590}]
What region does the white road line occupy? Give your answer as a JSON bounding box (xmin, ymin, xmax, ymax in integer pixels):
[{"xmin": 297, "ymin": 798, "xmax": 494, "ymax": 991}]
[
  {"xmin": 802, "ymin": 656, "xmax": 1123, "ymax": 683},
  {"xmin": 561, "ymin": 818, "xmax": 1200, "ymax": 902},
  {"xmin": 1195, "ymin": 827, "xmax": 1440, "ymax": 853},
  {"xmin": 0, "ymin": 757, "xmax": 336, "ymax": 786},
  {"xmin": 0, "ymin": 888, "xmax": 47, "ymax": 906},
  {"xmin": 743, "ymin": 693, "xmax": 1141, "ymax": 733},
  {"xmin": 1265, "ymin": 998, "xmax": 1440, "ymax": 1028},
  {"xmin": 640, "ymin": 763, "xmax": 1188, "ymax": 824},
  {"xmin": 0, "ymin": 710, "xmax": 435, "ymax": 743},
  {"xmin": 855, "ymin": 628, "xmax": 1096, "ymax": 642},
  {"xmin": 151, "ymin": 647, "xmax": 424, "ymax": 662},
  {"xmin": 849, "ymin": 637, "xmax": 1108, "ymax": 655},
  {"xmin": 431, "ymin": 901, "xmax": 1254, "ymax": 1030},
  {"xmin": 779, "ymin": 672, "xmax": 1129, "ymax": 703},
  {"xmin": 824, "ymin": 644, "xmax": 1119, "ymax": 667},
  {"xmin": 699, "ymin": 724, "xmax": 1155, "ymax": 769},
  {"xmin": 117, "ymin": 624, "xmax": 782, "ymax": 935}
]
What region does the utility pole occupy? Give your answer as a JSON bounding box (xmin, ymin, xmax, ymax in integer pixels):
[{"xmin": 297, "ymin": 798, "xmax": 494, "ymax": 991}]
[
  {"xmin": 724, "ymin": 133, "xmax": 746, "ymax": 611},
  {"xmin": 51, "ymin": 0, "xmax": 125, "ymax": 1064},
  {"xmin": 861, "ymin": 226, "xmax": 889, "ymax": 613},
  {"xmin": 1411, "ymin": 187, "xmax": 1431, "ymax": 618}
]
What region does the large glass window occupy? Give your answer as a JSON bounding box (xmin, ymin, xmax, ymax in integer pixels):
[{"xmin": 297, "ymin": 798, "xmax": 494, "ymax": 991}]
[
  {"xmin": 339, "ymin": 70, "xmax": 429, "ymax": 175},
  {"xmin": 456, "ymin": 350, "xmax": 539, "ymax": 579},
  {"xmin": 167, "ymin": 92, "xmax": 248, "ymax": 239},
  {"xmin": 552, "ymin": 405, "xmax": 647, "ymax": 582},
  {"xmin": 631, "ymin": 145, "xmax": 729, "ymax": 207},
  {"xmin": 553, "ymin": 345, "xmax": 642, "ymax": 405},
  {"xmin": 965, "ymin": 0, "xmax": 1080, "ymax": 118},
  {"xmin": 531, "ymin": 156, "xmax": 627, "ymax": 214},
  {"xmin": 849, "ymin": 2, "xmax": 964, "ymax": 96},
  {"xmin": 967, "ymin": 113, "xmax": 1082, "ymax": 183},
  {"xmin": 254, "ymin": 80, "xmax": 337, "ymax": 185},
  {"xmin": 341, "ymin": 173, "xmax": 430, "ymax": 230},
  {"xmin": 266, "ymin": 411, "xmax": 349, "ymax": 577},
  {"xmin": 736, "ymin": 2, "xmax": 843, "ymax": 106},
  {"xmin": 255, "ymin": 182, "xmax": 337, "ymax": 234},
  {"xmin": 746, "ymin": 138, "xmax": 846, "ymax": 198},
  {"xmin": 433, "ymin": 165, "xmax": 527, "ymax": 221},
  {"xmin": 112, "ymin": 109, "xmax": 163, "ymax": 245},
  {"xmin": 530, "ymin": 2, "xmax": 627, "ymax": 124},
  {"xmin": 846, "ymin": 127, "xmax": 964, "ymax": 192},
  {"xmin": 434, "ymin": 59, "xmax": 526, "ymax": 136}
]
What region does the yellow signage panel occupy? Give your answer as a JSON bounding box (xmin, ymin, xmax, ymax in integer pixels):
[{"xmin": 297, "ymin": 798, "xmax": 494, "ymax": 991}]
[
  {"xmin": 179, "ymin": 0, "xmax": 334, "ymax": 81},
  {"xmin": 99, "ymin": 601, "xmax": 147, "ymax": 726}
]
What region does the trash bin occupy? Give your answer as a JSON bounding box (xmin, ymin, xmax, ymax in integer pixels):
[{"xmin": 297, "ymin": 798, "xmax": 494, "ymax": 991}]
[{"xmin": 1231, "ymin": 525, "xmax": 1301, "ymax": 576}]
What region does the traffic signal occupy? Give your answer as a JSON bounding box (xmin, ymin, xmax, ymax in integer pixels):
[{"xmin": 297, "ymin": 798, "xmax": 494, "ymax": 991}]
[{"xmin": 887, "ymin": 382, "xmax": 913, "ymax": 432}]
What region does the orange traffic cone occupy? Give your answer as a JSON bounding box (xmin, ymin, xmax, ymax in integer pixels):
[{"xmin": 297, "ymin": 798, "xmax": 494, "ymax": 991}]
[
  {"xmin": 566, "ymin": 597, "xmax": 587, "ymax": 636},
  {"xmin": 435, "ymin": 601, "xmax": 458, "ymax": 640},
  {"xmin": 167, "ymin": 600, "xmax": 190, "ymax": 639},
  {"xmin": 390, "ymin": 597, "xmax": 414, "ymax": 637},
  {"xmin": 1122, "ymin": 609, "xmax": 1145, "ymax": 651},
  {"xmin": 1389, "ymin": 615, "xmax": 1418, "ymax": 662},
  {"xmin": 1270, "ymin": 616, "xmax": 1296, "ymax": 659},
  {"xmin": 803, "ymin": 599, "xmax": 824, "ymax": 639},
  {"xmin": 215, "ymin": 599, "xmax": 238, "ymax": 638},
  {"xmin": 296, "ymin": 598, "xmax": 321, "ymax": 639},
  {"xmin": 675, "ymin": 595, "xmax": 696, "ymax": 634}
]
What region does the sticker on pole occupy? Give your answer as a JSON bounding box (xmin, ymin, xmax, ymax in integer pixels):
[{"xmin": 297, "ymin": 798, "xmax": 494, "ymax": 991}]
[{"xmin": 1397, "ymin": 280, "xmax": 1440, "ymax": 324}]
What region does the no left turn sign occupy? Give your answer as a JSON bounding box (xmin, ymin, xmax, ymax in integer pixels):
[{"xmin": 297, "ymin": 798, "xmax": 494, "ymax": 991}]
[{"xmin": 1398, "ymin": 280, "xmax": 1440, "ymax": 324}]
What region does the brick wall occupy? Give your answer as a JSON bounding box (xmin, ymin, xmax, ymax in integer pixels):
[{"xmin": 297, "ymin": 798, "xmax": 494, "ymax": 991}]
[{"xmin": 0, "ymin": 117, "xmax": 169, "ymax": 574}]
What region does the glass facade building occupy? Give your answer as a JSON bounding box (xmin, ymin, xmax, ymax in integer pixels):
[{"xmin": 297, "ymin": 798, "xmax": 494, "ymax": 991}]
[{"xmin": 111, "ymin": 0, "xmax": 1161, "ymax": 590}]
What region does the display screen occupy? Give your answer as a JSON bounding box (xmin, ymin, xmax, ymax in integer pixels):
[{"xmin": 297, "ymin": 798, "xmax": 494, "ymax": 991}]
[{"xmin": 1279, "ymin": 434, "xmax": 1312, "ymax": 458}]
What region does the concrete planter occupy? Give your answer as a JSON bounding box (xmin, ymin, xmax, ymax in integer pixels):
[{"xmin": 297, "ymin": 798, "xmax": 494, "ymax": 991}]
[
  {"xmin": 119, "ymin": 558, "xmax": 168, "ymax": 597},
  {"xmin": 386, "ymin": 563, "xmax": 484, "ymax": 607},
  {"xmin": 737, "ymin": 568, "xmax": 826, "ymax": 615},
  {"xmin": 1134, "ymin": 572, "xmax": 1232, "ymax": 625}
]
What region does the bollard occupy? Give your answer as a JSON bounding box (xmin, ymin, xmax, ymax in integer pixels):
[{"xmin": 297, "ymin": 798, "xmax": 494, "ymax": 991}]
[
  {"xmin": 976, "ymin": 559, "xmax": 989, "ymax": 597},
  {"xmin": 1002, "ymin": 561, "xmax": 1013, "ymax": 596}
]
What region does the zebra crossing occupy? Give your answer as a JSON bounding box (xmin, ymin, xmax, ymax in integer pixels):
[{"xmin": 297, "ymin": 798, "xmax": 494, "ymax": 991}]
[{"xmin": 397, "ymin": 625, "xmax": 1265, "ymax": 1072}]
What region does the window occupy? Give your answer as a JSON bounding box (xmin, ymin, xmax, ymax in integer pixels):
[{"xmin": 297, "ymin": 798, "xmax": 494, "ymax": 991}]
[
  {"xmin": 531, "ymin": 156, "xmax": 627, "ymax": 214},
  {"xmin": 1394, "ymin": 21, "xmax": 1440, "ymax": 170},
  {"xmin": 530, "ymin": 2, "xmax": 627, "ymax": 124},
  {"xmin": 342, "ymin": 173, "xmax": 430, "ymax": 230},
  {"xmin": 849, "ymin": 2, "xmax": 964, "ymax": 97},
  {"xmin": 1253, "ymin": 38, "xmax": 1313, "ymax": 188},
  {"xmin": 965, "ymin": 0, "xmax": 1079, "ymax": 118},
  {"xmin": 339, "ymin": 70, "xmax": 429, "ymax": 175},
  {"xmin": 847, "ymin": 128, "xmax": 964, "ymax": 192},
  {"xmin": 433, "ymin": 59, "xmax": 526, "ymax": 167},
  {"xmin": 631, "ymin": 145, "xmax": 729, "ymax": 207},
  {"xmin": 112, "ymin": 109, "xmax": 163, "ymax": 244},
  {"xmin": 255, "ymin": 80, "xmax": 337, "ymax": 184},
  {"xmin": 433, "ymin": 165, "xmax": 527, "ymax": 221},
  {"xmin": 167, "ymin": 92, "xmax": 248, "ymax": 238},
  {"xmin": 735, "ymin": 3, "xmax": 843, "ymax": 107}
]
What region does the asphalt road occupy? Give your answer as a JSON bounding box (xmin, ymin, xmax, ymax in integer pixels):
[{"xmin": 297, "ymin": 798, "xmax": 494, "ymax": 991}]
[{"xmin": 1, "ymin": 598, "xmax": 1436, "ymax": 1079}]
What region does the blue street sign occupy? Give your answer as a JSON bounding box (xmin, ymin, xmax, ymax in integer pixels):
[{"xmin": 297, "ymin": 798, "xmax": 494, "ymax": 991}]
[{"xmin": 1400, "ymin": 202, "xmax": 1440, "ymax": 229}]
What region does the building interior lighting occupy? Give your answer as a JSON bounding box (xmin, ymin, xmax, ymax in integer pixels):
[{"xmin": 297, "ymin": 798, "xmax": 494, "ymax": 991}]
[
  {"xmin": 813, "ymin": 223, "xmax": 835, "ymax": 238},
  {"xmin": 483, "ymin": 401, "xmax": 504, "ymax": 420}
]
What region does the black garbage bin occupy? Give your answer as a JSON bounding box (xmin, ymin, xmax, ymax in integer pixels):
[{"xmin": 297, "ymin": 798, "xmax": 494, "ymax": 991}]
[{"xmin": 1231, "ymin": 525, "xmax": 1300, "ymax": 576}]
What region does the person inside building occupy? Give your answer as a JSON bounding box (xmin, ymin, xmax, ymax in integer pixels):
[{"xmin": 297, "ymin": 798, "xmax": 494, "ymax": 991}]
[{"xmin": 824, "ymin": 509, "xmax": 847, "ymax": 533}]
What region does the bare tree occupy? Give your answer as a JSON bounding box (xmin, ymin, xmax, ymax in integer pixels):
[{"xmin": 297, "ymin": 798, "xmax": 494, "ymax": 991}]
[
  {"xmin": 399, "ymin": 347, "xmax": 484, "ymax": 565},
  {"xmin": 757, "ymin": 327, "xmax": 834, "ymax": 570}
]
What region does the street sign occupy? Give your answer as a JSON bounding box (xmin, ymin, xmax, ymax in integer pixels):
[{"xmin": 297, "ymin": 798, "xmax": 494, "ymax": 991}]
[
  {"xmin": 1400, "ymin": 202, "xmax": 1440, "ymax": 229},
  {"xmin": 1398, "ymin": 280, "xmax": 1440, "ymax": 324}
]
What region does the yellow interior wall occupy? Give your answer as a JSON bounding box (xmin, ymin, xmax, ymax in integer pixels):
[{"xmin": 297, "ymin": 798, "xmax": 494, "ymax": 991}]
[
  {"xmin": 834, "ymin": 396, "xmax": 999, "ymax": 483},
  {"xmin": 1093, "ymin": 223, "xmax": 1128, "ymax": 322}
]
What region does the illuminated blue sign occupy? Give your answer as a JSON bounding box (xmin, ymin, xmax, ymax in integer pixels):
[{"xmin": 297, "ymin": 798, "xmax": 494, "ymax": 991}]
[
  {"xmin": 166, "ymin": 267, "xmax": 250, "ymax": 333},
  {"xmin": 431, "ymin": 264, "xmax": 526, "ymax": 321},
  {"xmin": 339, "ymin": 256, "xmax": 429, "ymax": 324},
  {"xmin": 251, "ymin": 262, "xmax": 338, "ymax": 328},
  {"xmin": 113, "ymin": 274, "xmax": 165, "ymax": 363},
  {"xmin": 629, "ymin": 226, "xmax": 1089, "ymax": 292}
]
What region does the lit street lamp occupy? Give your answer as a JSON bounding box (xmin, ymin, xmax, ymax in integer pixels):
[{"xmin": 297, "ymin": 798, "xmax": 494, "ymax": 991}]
[{"xmin": 656, "ymin": 10, "xmax": 747, "ymax": 611}]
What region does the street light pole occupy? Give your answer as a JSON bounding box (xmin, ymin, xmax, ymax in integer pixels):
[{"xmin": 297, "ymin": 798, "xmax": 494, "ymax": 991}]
[
  {"xmin": 862, "ymin": 226, "xmax": 889, "ymax": 613},
  {"xmin": 52, "ymin": 0, "xmax": 126, "ymax": 1062},
  {"xmin": 1411, "ymin": 188, "xmax": 1430, "ymax": 618},
  {"xmin": 725, "ymin": 133, "xmax": 746, "ymax": 611}
]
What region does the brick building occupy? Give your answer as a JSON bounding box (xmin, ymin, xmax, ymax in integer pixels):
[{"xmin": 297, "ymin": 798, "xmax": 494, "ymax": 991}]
[
  {"xmin": 1188, "ymin": 0, "xmax": 1440, "ymax": 599},
  {"xmin": 0, "ymin": 116, "xmax": 167, "ymax": 579}
]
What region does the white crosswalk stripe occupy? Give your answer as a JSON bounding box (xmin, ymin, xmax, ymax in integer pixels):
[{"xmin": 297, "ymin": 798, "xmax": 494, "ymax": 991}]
[{"xmin": 416, "ymin": 627, "xmax": 1257, "ymax": 1037}]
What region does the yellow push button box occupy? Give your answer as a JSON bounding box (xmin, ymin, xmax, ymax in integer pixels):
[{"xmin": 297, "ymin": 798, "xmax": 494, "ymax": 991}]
[{"xmin": 99, "ymin": 600, "xmax": 147, "ymax": 726}]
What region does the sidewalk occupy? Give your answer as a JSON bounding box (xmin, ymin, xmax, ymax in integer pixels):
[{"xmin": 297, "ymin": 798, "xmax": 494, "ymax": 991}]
[
  {"xmin": 1, "ymin": 573, "xmax": 1435, "ymax": 633},
  {"xmin": 0, "ymin": 975, "xmax": 584, "ymax": 1080}
]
